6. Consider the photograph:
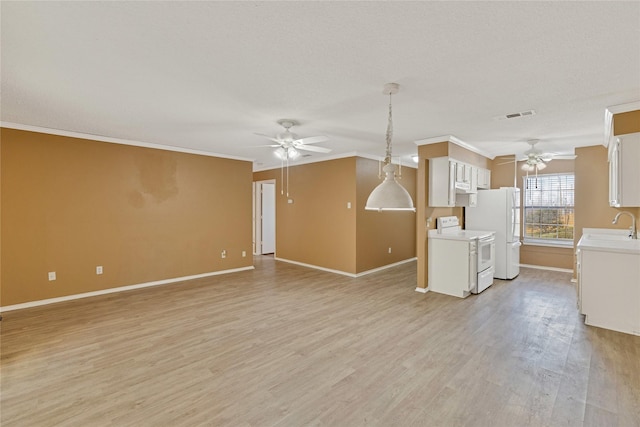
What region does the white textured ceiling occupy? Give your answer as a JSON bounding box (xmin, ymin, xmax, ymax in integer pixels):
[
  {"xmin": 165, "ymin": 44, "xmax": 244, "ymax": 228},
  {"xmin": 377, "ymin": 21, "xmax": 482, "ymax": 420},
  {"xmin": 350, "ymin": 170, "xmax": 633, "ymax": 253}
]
[{"xmin": 2, "ymin": 1, "xmax": 639, "ymax": 170}]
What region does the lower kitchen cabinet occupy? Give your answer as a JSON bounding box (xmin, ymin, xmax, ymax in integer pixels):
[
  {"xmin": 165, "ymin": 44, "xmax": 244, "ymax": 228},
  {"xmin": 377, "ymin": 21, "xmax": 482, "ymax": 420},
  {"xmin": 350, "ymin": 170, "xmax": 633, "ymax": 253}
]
[{"xmin": 577, "ymin": 237, "xmax": 640, "ymax": 336}]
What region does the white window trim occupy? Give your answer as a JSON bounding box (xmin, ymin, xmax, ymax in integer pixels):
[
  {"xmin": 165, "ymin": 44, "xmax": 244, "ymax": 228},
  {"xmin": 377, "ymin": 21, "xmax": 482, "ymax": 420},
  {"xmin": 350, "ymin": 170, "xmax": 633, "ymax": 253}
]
[
  {"xmin": 522, "ymin": 173, "xmax": 575, "ymax": 246},
  {"xmin": 522, "ymin": 239, "xmax": 573, "ymax": 248}
]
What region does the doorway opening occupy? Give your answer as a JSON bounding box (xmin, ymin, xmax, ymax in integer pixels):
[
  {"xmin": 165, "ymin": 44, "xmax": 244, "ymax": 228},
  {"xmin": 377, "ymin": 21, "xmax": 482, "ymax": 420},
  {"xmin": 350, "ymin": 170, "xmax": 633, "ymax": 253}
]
[{"xmin": 253, "ymin": 180, "xmax": 276, "ymax": 255}]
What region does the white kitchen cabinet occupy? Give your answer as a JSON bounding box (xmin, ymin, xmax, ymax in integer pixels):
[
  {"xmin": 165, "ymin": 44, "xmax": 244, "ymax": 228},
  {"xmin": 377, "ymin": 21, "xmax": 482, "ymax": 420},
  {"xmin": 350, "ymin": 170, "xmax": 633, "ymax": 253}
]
[
  {"xmin": 429, "ymin": 157, "xmax": 456, "ymax": 207},
  {"xmin": 455, "ymin": 163, "xmax": 474, "ymax": 189},
  {"xmin": 456, "ymin": 167, "xmax": 478, "ymax": 207},
  {"xmin": 469, "ymin": 165, "xmax": 478, "ymax": 192},
  {"xmin": 455, "ymin": 162, "xmax": 465, "ymax": 184},
  {"xmin": 455, "ymin": 192, "xmax": 477, "ymax": 207},
  {"xmin": 577, "ymin": 231, "xmax": 640, "ymax": 336},
  {"xmin": 429, "ymin": 157, "xmax": 482, "ymax": 207},
  {"xmin": 452, "ymin": 162, "xmax": 469, "ymax": 193},
  {"xmin": 609, "ymin": 132, "xmax": 640, "ymax": 207},
  {"xmin": 477, "ymin": 168, "xmax": 491, "ymax": 189}
]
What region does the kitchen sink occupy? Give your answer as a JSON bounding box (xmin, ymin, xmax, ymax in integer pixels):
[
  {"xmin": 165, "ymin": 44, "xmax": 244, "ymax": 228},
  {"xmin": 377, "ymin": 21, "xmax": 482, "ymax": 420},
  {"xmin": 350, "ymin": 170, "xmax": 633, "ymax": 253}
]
[
  {"xmin": 578, "ymin": 229, "xmax": 640, "ymax": 254},
  {"xmin": 583, "ymin": 233, "xmax": 633, "ymax": 241}
]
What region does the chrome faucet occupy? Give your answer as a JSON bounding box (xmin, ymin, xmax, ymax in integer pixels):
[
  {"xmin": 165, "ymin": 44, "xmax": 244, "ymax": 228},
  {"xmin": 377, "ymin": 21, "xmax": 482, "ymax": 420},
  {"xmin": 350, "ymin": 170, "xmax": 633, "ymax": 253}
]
[{"xmin": 612, "ymin": 211, "xmax": 637, "ymax": 239}]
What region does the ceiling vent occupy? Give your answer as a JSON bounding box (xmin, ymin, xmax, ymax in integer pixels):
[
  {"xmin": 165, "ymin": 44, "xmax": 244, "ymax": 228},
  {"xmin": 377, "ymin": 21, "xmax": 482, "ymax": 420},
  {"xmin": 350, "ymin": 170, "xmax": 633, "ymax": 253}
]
[{"xmin": 494, "ymin": 110, "xmax": 536, "ymax": 120}]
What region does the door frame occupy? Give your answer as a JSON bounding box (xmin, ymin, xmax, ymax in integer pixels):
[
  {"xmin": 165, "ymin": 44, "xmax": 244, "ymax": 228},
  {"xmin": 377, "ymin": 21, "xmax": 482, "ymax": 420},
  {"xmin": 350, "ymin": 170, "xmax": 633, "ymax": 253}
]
[{"xmin": 253, "ymin": 179, "xmax": 276, "ymax": 255}]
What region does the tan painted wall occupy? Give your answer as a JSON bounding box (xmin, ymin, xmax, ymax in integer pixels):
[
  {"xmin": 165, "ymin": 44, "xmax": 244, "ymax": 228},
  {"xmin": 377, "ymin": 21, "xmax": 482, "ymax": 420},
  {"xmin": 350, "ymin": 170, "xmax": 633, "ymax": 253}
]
[
  {"xmin": 1, "ymin": 128, "xmax": 253, "ymax": 306},
  {"xmin": 613, "ymin": 110, "xmax": 640, "ymax": 135},
  {"xmin": 574, "ymin": 145, "xmax": 640, "ymax": 273},
  {"xmin": 491, "ymin": 155, "xmax": 517, "ymax": 188},
  {"xmin": 448, "ymin": 144, "xmax": 491, "ymax": 169},
  {"xmin": 254, "ymin": 156, "xmax": 416, "ymax": 275},
  {"xmin": 255, "ymin": 158, "xmax": 357, "ymax": 273}
]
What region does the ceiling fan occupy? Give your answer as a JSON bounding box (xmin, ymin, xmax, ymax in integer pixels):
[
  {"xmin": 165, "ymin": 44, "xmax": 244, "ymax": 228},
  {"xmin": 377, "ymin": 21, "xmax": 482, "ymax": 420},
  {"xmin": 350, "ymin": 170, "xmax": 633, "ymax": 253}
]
[
  {"xmin": 255, "ymin": 119, "xmax": 331, "ymax": 160},
  {"xmin": 255, "ymin": 119, "xmax": 331, "ymax": 197},
  {"xmin": 498, "ymin": 140, "xmax": 576, "ymax": 171}
]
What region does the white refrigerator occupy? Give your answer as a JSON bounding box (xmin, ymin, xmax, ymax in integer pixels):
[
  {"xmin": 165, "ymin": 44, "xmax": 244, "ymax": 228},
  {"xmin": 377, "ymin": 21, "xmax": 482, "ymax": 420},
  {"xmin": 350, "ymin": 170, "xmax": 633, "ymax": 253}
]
[{"xmin": 465, "ymin": 187, "xmax": 521, "ymax": 279}]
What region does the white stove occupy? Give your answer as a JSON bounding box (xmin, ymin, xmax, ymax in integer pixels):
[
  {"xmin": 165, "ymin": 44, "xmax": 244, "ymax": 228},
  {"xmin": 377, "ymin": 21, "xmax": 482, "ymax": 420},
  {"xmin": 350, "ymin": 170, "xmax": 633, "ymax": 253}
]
[{"xmin": 428, "ymin": 216, "xmax": 495, "ymax": 297}]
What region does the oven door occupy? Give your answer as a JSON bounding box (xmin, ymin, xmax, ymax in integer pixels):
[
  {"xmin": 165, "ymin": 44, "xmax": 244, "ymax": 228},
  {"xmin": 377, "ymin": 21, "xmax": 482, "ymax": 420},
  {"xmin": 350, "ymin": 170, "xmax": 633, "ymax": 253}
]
[{"xmin": 477, "ymin": 235, "xmax": 495, "ymax": 272}]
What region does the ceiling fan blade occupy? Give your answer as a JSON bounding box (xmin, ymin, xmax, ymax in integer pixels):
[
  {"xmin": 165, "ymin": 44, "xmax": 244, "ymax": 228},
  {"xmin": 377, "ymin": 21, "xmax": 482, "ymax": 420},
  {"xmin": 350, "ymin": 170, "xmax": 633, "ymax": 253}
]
[
  {"xmin": 294, "ymin": 135, "xmax": 329, "ymax": 145},
  {"xmin": 254, "ymin": 133, "xmax": 281, "ymax": 143},
  {"xmin": 296, "ymin": 145, "xmax": 332, "ymax": 153}
]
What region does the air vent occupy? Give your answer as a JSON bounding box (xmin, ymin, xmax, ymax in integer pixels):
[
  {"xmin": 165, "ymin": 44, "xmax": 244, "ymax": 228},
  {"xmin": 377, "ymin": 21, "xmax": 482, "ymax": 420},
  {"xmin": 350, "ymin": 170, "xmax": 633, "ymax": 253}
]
[{"xmin": 494, "ymin": 110, "xmax": 536, "ymax": 120}]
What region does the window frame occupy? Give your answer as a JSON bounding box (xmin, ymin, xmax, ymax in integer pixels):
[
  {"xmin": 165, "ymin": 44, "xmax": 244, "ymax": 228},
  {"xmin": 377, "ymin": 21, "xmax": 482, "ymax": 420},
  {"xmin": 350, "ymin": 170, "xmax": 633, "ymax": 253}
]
[{"xmin": 522, "ymin": 173, "xmax": 575, "ymax": 247}]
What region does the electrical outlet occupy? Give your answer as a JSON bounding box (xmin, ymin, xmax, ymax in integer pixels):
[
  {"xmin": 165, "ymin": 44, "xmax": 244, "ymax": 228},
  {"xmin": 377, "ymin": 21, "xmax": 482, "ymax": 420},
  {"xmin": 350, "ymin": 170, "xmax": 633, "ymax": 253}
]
[
  {"xmin": 221, "ymin": 250, "xmax": 227, "ymax": 259},
  {"xmin": 347, "ymin": 202, "xmax": 352, "ymax": 209},
  {"xmin": 48, "ymin": 271, "xmax": 56, "ymax": 281},
  {"xmin": 242, "ymin": 251, "xmax": 246, "ymax": 257},
  {"xmin": 96, "ymin": 266, "xmax": 103, "ymax": 275},
  {"xmin": 388, "ymin": 247, "xmax": 392, "ymax": 254}
]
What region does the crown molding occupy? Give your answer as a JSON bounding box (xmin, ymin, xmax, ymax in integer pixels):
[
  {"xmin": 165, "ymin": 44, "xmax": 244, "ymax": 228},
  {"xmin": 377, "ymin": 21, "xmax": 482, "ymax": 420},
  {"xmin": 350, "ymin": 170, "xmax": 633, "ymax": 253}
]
[
  {"xmin": 253, "ymin": 151, "xmax": 418, "ymax": 172},
  {"xmin": 0, "ymin": 122, "xmax": 254, "ymax": 162},
  {"xmin": 414, "ymin": 134, "xmax": 494, "ymax": 159}
]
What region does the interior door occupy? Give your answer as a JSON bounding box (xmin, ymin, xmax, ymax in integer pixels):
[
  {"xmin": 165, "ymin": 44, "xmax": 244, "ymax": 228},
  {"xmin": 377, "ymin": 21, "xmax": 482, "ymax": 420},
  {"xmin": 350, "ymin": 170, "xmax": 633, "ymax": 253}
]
[{"xmin": 260, "ymin": 182, "xmax": 276, "ymax": 254}]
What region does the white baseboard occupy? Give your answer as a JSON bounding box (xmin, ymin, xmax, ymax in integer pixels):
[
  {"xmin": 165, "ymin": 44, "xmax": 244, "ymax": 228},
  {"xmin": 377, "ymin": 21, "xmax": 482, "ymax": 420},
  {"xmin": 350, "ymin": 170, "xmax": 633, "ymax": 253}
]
[
  {"xmin": 355, "ymin": 258, "xmax": 417, "ymax": 277},
  {"xmin": 415, "ymin": 287, "xmax": 429, "ymax": 293},
  {"xmin": 274, "ymin": 257, "xmax": 417, "ymax": 278},
  {"xmin": 520, "ymin": 264, "xmax": 573, "ymax": 273},
  {"xmin": 0, "ymin": 266, "xmax": 255, "ymax": 313}
]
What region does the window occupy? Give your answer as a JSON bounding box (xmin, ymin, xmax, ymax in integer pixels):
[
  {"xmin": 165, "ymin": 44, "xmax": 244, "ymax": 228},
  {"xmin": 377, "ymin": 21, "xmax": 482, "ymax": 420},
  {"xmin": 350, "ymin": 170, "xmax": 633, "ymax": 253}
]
[{"xmin": 523, "ymin": 173, "xmax": 574, "ymax": 246}]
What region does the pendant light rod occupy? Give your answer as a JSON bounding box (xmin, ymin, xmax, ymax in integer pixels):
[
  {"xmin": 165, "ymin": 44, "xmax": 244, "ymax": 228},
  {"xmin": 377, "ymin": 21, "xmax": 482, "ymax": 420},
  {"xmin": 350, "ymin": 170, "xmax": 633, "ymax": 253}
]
[{"xmin": 382, "ymin": 83, "xmax": 399, "ymax": 165}]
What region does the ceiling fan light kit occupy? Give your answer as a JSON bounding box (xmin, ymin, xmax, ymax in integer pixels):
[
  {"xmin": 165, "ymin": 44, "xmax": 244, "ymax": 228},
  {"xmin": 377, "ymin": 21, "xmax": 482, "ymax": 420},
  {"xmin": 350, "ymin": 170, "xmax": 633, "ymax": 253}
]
[
  {"xmin": 365, "ymin": 83, "xmax": 416, "ymax": 212},
  {"xmin": 257, "ymin": 119, "xmax": 331, "ymax": 197},
  {"xmin": 274, "ymin": 146, "xmax": 299, "ymax": 160}
]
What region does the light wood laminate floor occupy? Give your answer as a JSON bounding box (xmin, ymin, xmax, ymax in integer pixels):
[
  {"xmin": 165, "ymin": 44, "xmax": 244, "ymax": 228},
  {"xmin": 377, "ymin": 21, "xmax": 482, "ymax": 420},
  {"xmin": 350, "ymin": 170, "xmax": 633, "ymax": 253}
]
[{"xmin": 2, "ymin": 257, "xmax": 639, "ymax": 426}]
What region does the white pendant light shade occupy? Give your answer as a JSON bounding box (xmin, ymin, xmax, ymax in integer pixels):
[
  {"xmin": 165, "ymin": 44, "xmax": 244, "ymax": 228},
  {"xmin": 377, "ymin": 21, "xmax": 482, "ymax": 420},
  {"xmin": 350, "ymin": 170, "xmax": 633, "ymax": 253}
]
[
  {"xmin": 365, "ymin": 164, "xmax": 415, "ymax": 211},
  {"xmin": 536, "ymin": 161, "xmax": 546, "ymax": 170},
  {"xmin": 364, "ymin": 83, "xmax": 416, "ymax": 212}
]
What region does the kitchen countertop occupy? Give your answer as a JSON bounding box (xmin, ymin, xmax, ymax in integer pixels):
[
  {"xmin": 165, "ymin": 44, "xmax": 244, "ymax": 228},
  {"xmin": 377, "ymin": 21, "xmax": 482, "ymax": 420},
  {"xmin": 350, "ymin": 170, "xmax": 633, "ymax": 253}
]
[
  {"xmin": 427, "ymin": 229, "xmax": 495, "ymax": 241},
  {"xmin": 577, "ymin": 228, "xmax": 640, "ymax": 254}
]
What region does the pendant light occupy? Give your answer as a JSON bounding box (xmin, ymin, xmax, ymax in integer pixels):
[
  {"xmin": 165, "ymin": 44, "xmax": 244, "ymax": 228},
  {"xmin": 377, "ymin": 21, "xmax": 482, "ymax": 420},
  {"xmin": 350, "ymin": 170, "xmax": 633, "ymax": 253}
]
[{"xmin": 365, "ymin": 83, "xmax": 416, "ymax": 212}]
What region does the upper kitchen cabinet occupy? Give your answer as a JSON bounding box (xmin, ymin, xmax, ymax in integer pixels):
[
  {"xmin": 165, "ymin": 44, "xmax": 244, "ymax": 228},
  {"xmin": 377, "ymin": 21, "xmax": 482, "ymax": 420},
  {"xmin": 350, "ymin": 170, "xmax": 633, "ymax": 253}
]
[
  {"xmin": 429, "ymin": 157, "xmax": 456, "ymax": 207},
  {"xmin": 477, "ymin": 168, "xmax": 491, "ymax": 189},
  {"xmin": 429, "ymin": 157, "xmax": 487, "ymax": 207},
  {"xmin": 609, "ymin": 132, "xmax": 640, "ymax": 207}
]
